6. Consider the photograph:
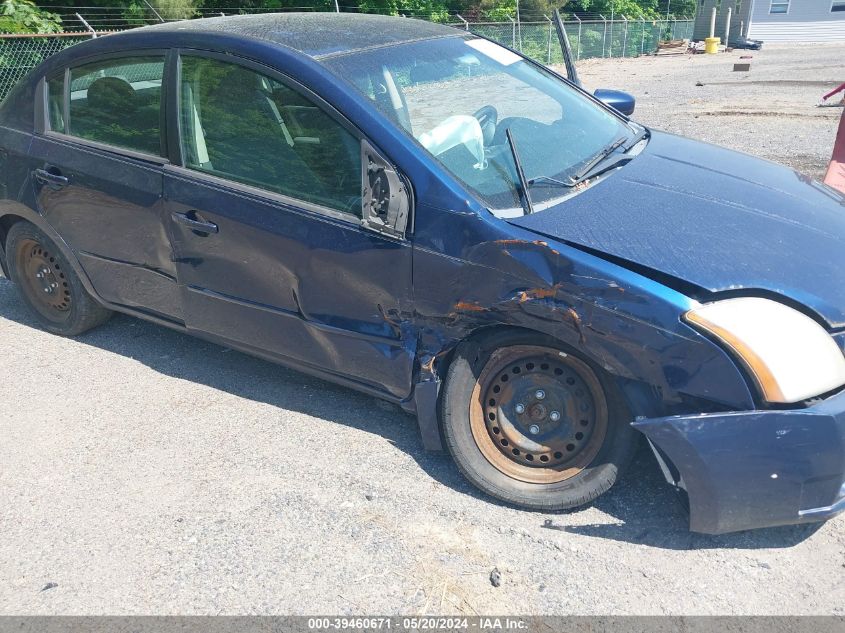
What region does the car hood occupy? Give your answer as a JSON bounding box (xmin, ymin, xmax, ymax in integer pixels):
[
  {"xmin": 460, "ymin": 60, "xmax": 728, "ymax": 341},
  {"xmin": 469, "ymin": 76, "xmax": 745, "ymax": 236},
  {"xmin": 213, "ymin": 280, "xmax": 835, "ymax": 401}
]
[{"xmin": 511, "ymin": 130, "xmax": 845, "ymax": 328}]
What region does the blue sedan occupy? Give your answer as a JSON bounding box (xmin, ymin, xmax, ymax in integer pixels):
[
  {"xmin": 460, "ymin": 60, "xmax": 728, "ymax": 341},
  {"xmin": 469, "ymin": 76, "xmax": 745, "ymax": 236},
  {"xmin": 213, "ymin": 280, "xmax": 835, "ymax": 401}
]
[{"xmin": 1, "ymin": 13, "xmax": 844, "ymax": 534}]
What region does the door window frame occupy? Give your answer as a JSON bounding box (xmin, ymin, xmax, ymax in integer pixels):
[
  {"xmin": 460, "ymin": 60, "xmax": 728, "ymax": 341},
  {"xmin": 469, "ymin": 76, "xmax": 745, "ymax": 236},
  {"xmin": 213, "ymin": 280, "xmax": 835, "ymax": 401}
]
[
  {"xmin": 167, "ymin": 48, "xmax": 413, "ymax": 237},
  {"xmin": 37, "ymin": 49, "xmax": 171, "ymax": 165}
]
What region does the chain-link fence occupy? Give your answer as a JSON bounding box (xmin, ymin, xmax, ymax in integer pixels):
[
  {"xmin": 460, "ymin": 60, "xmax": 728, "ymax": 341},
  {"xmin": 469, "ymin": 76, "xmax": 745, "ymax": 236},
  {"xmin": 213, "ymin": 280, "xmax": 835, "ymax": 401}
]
[
  {"xmin": 459, "ymin": 18, "xmax": 693, "ymax": 65},
  {"xmin": 0, "ymin": 15, "xmax": 693, "ymax": 104},
  {"xmin": 0, "ymin": 33, "xmax": 93, "ymax": 101}
]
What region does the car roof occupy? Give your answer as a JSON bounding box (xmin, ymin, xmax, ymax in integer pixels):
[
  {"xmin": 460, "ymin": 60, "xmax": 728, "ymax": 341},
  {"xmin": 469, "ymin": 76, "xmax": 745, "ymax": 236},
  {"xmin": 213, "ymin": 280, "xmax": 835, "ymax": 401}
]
[{"xmin": 126, "ymin": 12, "xmax": 462, "ymax": 60}]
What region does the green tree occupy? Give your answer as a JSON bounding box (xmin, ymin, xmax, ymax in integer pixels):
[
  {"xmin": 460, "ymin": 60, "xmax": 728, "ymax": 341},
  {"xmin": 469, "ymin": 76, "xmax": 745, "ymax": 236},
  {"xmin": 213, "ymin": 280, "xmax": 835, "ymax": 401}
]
[
  {"xmin": 480, "ymin": 0, "xmax": 515, "ymax": 19},
  {"xmin": 356, "ymin": 0, "xmax": 452, "ymax": 21},
  {"xmin": 666, "ymin": 0, "xmax": 696, "ymax": 17},
  {"xmin": 563, "ymin": 0, "xmax": 695, "ymax": 18},
  {"xmin": 0, "ymin": 0, "xmax": 62, "ymax": 33},
  {"xmin": 479, "ymin": 0, "xmax": 565, "ymax": 20},
  {"xmin": 123, "ymin": 0, "xmax": 200, "ymax": 23},
  {"xmin": 199, "ymin": 0, "xmax": 337, "ymax": 11},
  {"xmin": 152, "ymin": 0, "xmax": 199, "ymax": 20}
]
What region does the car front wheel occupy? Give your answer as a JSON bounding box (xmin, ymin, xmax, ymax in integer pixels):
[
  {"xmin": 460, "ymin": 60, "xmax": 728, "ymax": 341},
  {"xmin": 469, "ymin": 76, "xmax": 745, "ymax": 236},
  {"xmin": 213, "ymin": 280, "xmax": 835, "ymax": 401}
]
[
  {"xmin": 441, "ymin": 331, "xmax": 637, "ymax": 510},
  {"xmin": 6, "ymin": 222, "xmax": 112, "ymax": 336}
]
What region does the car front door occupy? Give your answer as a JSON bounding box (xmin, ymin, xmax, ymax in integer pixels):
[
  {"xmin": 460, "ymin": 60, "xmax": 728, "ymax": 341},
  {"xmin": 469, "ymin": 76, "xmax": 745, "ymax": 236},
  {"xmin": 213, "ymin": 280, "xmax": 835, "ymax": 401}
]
[
  {"xmin": 163, "ymin": 52, "xmax": 414, "ymax": 399},
  {"xmin": 27, "ymin": 54, "xmax": 182, "ymax": 322}
]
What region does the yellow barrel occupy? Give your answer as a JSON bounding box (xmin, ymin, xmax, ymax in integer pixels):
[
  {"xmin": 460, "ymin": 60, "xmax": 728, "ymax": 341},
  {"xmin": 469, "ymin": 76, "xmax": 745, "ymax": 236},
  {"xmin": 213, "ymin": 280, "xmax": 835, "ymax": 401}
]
[{"xmin": 704, "ymin": 37, "xmax": 720, "ymax": 54}]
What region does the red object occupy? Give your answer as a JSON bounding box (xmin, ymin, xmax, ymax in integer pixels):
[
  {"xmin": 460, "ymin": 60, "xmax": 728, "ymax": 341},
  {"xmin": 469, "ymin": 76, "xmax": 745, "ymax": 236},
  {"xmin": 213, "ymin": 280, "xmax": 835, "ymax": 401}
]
[
  {"xmin": 822, "ymin": 82, "xmax": 845, "ymax": 102},
  {"xmin": 825, "ymin": 108, "xmax": 845, "ymax": 194}
]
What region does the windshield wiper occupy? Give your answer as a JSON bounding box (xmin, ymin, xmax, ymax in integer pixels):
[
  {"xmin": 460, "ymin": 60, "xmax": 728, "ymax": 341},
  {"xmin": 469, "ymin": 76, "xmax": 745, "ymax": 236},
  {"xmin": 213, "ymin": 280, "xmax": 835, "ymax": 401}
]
[
  {"xmin": 528, "ymin": 175, "xmax": 571, "ymax": 188},
  {"xmin": 571, "ymin": 127, "xmax": 649, "ymax": 183},
  {"xmin": 568, "ymin": 135, "xmax": 628, "ymax": 183},
  {"xmin": 506, "ymin": 128, "xmax": 534, "ymax": 215},
  {"xmin": 528, "ymin": 127, "xmax": 650, "ymax": 190},
  {"xmin": 624, "ymin": 126, "xmax": 650, "ymax": 151}
]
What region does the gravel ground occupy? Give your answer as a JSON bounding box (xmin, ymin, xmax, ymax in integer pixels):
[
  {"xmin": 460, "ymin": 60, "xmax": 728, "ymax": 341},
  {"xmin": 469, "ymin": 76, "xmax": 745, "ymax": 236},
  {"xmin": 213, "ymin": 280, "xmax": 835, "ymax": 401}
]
[
  {"xmin": 575, "ymin": 42, "xmax": 844, "ymax": 179},
  {"xmin": 2, "ymin": 44, "xmax": 845, "ymax": 616}
]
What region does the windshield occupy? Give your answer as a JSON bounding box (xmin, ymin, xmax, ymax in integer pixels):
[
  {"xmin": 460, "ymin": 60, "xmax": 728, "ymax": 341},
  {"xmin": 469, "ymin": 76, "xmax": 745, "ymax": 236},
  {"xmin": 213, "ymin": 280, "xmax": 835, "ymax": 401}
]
[{"xmin": 325, "ymin": 35, "xmax": 635, "ymax": 215}]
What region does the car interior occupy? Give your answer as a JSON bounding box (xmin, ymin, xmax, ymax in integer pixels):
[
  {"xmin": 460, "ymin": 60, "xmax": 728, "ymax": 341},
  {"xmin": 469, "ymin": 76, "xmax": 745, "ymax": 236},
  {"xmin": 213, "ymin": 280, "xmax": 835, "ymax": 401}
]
[
  {"xmin": 69, "ymin": 71, "xmax": 162, "ymax": 156},
  {"xmin": 179, "ymin": 58, "xmax": 362, "ymax": 215}
]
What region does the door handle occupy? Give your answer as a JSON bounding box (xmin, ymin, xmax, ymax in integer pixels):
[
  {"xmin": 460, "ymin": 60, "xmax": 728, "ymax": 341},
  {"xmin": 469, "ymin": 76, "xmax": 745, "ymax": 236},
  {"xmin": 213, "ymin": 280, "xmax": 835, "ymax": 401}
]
[
  {"xmin": 172, "ymin": 211, "xmax": 218, "ymax": 235},
  {"xmin": 34, "ymin": 168, "xmax": 69, "ymax": 187}
]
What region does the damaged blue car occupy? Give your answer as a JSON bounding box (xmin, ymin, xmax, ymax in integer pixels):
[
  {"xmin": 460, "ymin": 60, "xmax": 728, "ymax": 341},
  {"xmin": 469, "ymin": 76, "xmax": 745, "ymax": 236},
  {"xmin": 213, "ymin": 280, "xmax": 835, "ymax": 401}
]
[{"xmin": 1, "ymin": 13, "xmax": 844, "ymax": 534}]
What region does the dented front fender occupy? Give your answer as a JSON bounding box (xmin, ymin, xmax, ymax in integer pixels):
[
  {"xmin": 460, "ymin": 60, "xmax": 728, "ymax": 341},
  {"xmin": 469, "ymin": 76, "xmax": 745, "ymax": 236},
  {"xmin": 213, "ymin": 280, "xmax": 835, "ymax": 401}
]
[
  {"xmin": 407, "ymin": 200, "xmax": 758, "ymax": 453},
  {"xmin": 411, "ymin": 201, "xmax": 755, "ymax": 412}
]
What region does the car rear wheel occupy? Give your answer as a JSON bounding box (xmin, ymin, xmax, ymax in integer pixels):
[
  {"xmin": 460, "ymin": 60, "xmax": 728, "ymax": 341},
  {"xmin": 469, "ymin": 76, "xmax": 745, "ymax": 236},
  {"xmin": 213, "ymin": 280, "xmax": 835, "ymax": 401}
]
[
  {"xmin": 6, "ymin": 222, "xmax": 112, "ymax": 336},
  {"xmin": 441, "ymin": 331, "xmax": 637, "ymax": 510}
]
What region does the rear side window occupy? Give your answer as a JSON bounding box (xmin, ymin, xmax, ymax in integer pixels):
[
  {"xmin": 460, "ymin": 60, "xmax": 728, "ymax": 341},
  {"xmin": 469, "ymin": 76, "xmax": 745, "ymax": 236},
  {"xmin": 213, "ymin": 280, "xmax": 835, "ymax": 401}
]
[
  {"xmin": 178, "ymin": 55, "xmax": 362, "ymax": 215},
  {"xmin": 67, "ymin": 56, "xmax": 164, "ymax": 156}
]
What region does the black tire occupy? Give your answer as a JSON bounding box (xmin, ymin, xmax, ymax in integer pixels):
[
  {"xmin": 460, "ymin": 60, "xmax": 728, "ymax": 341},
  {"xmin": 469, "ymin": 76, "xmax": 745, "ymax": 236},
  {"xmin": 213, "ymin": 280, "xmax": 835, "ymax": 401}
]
[
  {"xmin": 6, "ymin": 222, "xmax": 112, "ymax": 336},
  {"xmin": 440, "ymin": 330, "xmax": 637, "ymax": 511}
]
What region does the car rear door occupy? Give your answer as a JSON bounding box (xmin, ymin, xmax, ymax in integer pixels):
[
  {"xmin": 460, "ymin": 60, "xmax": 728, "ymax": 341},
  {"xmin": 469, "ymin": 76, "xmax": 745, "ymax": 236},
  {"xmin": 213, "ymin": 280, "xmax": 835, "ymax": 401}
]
[
  {"xmin": 27, "ymin": 53, "xmax": 181, "ymax": 322},
  {"xmin": 163, "ymin": 51, "xmax": 414, "ymax": 399}
]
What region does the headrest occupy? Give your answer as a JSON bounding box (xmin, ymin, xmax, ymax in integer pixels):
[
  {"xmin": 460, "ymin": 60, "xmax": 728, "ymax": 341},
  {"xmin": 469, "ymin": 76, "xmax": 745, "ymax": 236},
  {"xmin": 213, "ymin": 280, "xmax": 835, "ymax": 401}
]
[
  {"xmin": 207, "ymin": 66, "xmax": 263, "ymax": 105},
  {"xmin": 86, "ymin": 76, "xmax": 136, "ymax": 113}
]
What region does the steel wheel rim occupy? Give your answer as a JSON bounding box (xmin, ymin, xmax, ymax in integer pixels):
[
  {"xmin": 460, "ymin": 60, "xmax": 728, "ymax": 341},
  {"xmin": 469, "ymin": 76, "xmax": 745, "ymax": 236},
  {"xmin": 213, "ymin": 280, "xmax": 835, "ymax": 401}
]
[
  {"xmin": 15, "ymin": 238, "xmax": 72, "ymax": 323},
  {"xmin": 469, "ymin": 345, "xmax": 608, "ymax": 484}
]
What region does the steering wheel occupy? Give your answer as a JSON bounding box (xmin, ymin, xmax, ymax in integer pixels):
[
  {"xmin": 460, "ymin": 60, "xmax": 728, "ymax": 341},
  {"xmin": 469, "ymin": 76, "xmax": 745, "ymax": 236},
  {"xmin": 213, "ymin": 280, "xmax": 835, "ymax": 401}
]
[{"xmin": 473, "ymin": 105, "xmax": 498, "ymax": 148}]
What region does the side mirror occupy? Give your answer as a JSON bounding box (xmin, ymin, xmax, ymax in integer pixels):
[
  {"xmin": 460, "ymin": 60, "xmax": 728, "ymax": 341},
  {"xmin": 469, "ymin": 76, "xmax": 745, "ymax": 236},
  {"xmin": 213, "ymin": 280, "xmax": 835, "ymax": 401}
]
[
  {"xmin": 593, "ymin": 89, "xmax": 636, "ymax": 116},
  {"xmin": 361, "ymin": 139, "xmax": 410, "ymax": 238}
]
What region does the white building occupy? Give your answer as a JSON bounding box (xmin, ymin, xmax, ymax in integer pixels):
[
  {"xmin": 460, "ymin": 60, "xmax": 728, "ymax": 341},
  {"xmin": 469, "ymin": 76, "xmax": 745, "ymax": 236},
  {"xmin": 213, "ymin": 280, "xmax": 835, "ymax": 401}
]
[{"xmin": 694, "ymin": 0, "xmax": 845, "ymax": 42}]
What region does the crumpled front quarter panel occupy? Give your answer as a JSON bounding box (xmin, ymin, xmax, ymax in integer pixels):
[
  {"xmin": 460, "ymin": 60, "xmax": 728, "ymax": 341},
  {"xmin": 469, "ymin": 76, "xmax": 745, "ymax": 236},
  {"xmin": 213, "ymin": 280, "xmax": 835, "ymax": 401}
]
[{"xmin": 410, "ymin": 199, "xmax": 755, "ymax": 414}]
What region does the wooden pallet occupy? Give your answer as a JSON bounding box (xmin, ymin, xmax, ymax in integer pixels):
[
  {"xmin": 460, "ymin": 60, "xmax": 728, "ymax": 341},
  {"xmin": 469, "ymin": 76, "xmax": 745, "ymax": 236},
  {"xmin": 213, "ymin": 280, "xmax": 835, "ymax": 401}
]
[{"xmin": 655, "ymin": 39, "xmax": 690, "ymax": 55}]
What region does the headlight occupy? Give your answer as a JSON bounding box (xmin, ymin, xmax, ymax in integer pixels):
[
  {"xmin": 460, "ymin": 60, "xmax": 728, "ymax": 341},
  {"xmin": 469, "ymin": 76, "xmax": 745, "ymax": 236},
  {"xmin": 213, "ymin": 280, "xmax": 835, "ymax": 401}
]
[{"xmin": 685, "ymin": 297, "xmax": 845, "ymax": 404}]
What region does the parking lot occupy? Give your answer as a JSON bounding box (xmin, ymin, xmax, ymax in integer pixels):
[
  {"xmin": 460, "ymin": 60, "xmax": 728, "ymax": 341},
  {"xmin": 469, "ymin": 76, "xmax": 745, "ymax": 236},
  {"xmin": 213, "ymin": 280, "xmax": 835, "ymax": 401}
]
[{"xmin": 1, "ymin": 43, "xmax": 844, "ymax": 616}]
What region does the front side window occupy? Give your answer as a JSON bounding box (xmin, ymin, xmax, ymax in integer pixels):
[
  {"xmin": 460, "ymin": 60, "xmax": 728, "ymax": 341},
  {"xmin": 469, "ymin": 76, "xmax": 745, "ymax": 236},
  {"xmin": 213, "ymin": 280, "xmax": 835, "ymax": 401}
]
[
  {"xmin": 832, "ymin": 0, "xmax": 845, "ymax": 12},
  {"xmin": 770, "ymin": 0, "xmax": 790, "ymax": 13},
  {"xmin": 326, "ymin": 36, "xmax": 634, "ymax": 214},
  {"xmin": 68, "ymin": 56, "xmax": 164, "ymax": 155},
  {"xmin": 178, "ymin": 56, "xmax": 362, "ymax": 216}
]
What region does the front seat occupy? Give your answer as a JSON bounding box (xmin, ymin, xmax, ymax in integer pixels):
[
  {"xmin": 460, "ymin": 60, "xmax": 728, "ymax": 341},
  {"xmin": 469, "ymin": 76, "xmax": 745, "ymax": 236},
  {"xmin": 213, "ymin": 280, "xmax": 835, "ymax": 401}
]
[{"xmin": 200, "ymin": 67, "xmax": 319, "ymax": 197}]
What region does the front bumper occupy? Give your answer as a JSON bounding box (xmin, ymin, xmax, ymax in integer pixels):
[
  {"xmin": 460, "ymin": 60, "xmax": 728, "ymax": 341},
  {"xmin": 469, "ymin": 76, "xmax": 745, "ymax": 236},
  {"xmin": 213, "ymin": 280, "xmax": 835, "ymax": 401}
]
[{"xmin": 633, "ymin": 389, "xmax": 845, "ymax": 534}]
